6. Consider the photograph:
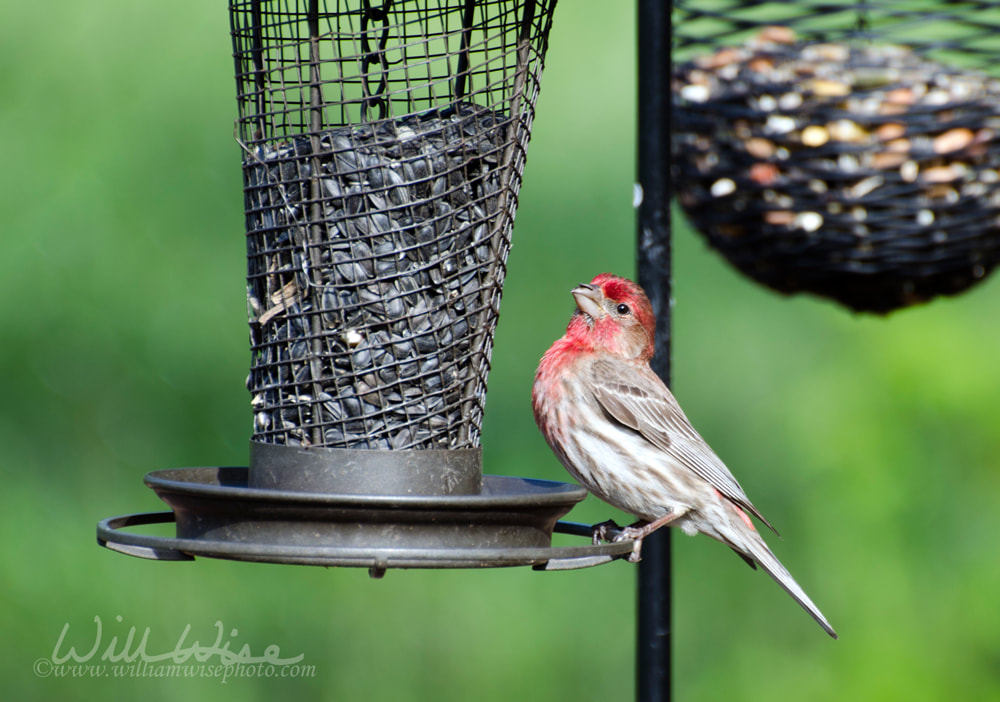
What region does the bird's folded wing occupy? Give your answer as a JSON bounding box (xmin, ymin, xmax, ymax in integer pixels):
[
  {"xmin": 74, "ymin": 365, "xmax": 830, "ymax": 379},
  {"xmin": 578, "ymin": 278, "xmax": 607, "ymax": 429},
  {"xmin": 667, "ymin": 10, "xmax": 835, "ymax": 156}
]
[{"xmin": 589, "ymin": 359, "xmax": 776, "ymax": 533}]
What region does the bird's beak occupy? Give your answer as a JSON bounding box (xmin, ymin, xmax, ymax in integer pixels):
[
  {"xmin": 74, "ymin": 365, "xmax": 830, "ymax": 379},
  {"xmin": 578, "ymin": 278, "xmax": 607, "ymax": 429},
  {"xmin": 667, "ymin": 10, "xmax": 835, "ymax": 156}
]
[{"xmin": 571, "ymin": 283, "xmax": 604, "ymax": 320}]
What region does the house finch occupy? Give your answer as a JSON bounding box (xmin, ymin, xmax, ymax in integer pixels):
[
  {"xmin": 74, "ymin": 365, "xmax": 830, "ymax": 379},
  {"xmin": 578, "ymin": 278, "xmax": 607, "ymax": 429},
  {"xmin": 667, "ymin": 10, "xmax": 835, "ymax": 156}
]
[{"xmin": 532, "ymin": 273, "xmax": 837, "ymax": 638}]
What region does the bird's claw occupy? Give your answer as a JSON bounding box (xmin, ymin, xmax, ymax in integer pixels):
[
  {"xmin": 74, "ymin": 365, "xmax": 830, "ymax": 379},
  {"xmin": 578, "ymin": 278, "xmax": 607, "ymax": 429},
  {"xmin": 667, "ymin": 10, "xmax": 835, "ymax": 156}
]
[
  {"xmin": 590, "ymin": 519, "xmax": 622, "ymax": 545},
  {"xmin": 615, "ymin": 526, "xmax": 646, "ymax": 563},
  {"xmin": 591, "ymin": 520, "xmax": 645, "ymax": 562}
]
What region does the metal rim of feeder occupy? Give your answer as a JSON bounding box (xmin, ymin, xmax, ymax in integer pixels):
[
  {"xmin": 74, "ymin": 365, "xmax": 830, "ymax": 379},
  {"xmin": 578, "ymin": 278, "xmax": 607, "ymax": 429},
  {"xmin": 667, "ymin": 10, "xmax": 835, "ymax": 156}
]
[{"xmin": 98, "ymin": 512, "xmax": 634, "ymax": 572}]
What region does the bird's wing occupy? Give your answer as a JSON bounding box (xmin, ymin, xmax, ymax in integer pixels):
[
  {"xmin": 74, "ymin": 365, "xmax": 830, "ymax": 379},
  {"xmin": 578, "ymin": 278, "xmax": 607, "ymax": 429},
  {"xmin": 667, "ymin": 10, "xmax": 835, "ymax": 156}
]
[{"xmin": 589, "ymin": 358, "xmax": 776, "ymax": 533}]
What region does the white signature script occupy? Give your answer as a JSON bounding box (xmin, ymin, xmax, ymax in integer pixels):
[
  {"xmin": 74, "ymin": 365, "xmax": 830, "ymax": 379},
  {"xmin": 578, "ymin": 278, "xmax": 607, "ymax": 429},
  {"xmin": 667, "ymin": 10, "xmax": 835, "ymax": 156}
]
[{"xmin": 48, "ymin": 616, "xmax": 304, "ymax": 666}]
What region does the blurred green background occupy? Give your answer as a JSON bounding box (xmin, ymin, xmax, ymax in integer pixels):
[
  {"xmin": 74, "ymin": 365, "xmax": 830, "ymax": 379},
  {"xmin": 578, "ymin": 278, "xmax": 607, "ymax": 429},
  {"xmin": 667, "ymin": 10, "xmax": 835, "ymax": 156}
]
[{"xmin": 4, "ymin": 1, "xmax": 1000, "ymax": 700}]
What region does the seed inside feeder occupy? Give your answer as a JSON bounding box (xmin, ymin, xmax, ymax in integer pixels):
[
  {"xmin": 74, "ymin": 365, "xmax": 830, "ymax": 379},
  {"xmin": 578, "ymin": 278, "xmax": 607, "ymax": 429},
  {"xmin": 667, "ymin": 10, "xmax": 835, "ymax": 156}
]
[
  {"xmin": 711, "ymin": 178, "xmax": 736, "ymax": 197},
  {"xmin": 801, "ymin": 125, "xmax": 829, "ymax": 147},
  {"xmin": 794, "ymin": 212, "xmax": 823, "ymax": 232},
  {"xmin": 243, "ymin": 103, "xmax": 510, "ymax": 450}
]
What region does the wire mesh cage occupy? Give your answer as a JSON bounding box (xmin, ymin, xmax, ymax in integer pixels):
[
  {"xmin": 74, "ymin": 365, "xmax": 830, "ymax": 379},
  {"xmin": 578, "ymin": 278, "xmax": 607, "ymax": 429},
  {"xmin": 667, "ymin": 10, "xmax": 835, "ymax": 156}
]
[
  {"xmin": 672, "ymin": 1, "xmax": 1000, "ymax": 313},
  {"xmin": 231, "ymin": 0, "xmax": 555, "ymax": 456}
]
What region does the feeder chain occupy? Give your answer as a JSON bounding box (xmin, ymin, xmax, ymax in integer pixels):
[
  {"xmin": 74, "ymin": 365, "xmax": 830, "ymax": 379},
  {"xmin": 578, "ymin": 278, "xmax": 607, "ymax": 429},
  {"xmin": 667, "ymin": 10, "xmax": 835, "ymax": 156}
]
[{"xmin": 361, "ymin": 0, "xmax": 394, "ymax": 121}]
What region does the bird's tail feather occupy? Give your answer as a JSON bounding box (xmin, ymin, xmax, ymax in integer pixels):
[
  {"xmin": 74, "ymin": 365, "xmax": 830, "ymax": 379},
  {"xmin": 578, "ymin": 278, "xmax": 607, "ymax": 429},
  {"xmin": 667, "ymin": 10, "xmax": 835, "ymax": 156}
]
[{"xmin": 723, "ymin": 528, "xmax": 838, "ymax": 639}]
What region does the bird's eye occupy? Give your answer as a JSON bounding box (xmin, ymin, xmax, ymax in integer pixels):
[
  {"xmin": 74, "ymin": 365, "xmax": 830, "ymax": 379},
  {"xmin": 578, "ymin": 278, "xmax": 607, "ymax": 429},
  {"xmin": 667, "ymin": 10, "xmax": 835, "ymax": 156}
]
[{"xmin": 616, "ymin": 303, "xmax": 631, "ymax": 316}]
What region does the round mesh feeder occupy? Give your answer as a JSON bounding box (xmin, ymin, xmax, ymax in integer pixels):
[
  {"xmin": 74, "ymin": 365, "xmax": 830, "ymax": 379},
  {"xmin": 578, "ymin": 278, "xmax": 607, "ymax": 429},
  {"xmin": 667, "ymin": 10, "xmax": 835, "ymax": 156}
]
[
  {"xmin": 100, "ymin": 0, "xmax": 639, "ymax": 572},
  {"xmin": 672, "ymin": 3, "xmax": 1000, "ymax": 313}
]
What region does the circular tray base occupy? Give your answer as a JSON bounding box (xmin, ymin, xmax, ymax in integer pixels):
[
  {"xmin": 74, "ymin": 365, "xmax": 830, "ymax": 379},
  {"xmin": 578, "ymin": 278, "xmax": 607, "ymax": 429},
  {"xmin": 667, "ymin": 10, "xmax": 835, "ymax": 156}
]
[{"xmin": 96, "ymin": 467, "xmax": 635, "ymax": 571}]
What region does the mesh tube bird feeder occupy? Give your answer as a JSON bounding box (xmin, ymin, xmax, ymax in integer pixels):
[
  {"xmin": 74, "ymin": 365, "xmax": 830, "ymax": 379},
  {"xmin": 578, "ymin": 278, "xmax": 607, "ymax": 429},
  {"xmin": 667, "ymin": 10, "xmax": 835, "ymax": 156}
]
[
  {"xmin": 98, "ymin": 0, "xmax": 636, "ymax": 572},
  {"xmin": 672, "ymin": 1, "xmax": 1000, "ymax": 313}
]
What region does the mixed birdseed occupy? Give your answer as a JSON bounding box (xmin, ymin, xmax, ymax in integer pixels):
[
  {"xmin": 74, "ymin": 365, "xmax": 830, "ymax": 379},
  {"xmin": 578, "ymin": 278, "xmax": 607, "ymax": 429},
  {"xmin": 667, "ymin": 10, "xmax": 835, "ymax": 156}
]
[{"xmin": 672, "ymin": 27, "xmax": 1000, "ymax": 312}]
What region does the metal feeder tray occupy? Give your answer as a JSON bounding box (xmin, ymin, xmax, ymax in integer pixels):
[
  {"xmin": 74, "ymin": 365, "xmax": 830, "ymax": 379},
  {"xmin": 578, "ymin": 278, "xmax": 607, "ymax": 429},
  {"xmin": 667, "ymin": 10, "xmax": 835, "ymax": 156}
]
[{"xmin": 97, "ymin": 466, "xmax": 635, "ymax": 574}]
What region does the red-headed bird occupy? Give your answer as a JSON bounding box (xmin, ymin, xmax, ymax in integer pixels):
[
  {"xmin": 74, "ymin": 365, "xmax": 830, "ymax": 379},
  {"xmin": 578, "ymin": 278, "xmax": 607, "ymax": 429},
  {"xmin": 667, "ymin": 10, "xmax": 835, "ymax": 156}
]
[{"xmin": 532, "ymin": 273, "xmax": 837, "ymax": 638}]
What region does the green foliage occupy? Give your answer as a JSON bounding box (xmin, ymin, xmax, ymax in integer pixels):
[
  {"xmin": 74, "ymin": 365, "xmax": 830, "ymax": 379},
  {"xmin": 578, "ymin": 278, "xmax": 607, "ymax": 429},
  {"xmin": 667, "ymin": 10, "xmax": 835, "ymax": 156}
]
[{"xmin": 4, "ymin": 1, "xmax": 1000, "ymax": 700}]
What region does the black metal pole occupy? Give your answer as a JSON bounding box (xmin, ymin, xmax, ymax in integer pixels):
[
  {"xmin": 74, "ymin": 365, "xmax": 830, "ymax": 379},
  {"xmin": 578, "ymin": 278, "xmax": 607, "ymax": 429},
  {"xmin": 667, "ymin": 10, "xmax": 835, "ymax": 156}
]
[{"xmin": 636, "ymin": 1, "xmax": 672, "ymax": 701}]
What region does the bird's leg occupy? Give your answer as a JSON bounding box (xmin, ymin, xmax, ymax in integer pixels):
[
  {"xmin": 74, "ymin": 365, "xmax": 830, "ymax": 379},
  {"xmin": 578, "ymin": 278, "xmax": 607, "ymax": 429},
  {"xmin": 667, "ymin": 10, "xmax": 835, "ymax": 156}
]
[
  {"xmin": 617, "ymin": 512, "xmax": 679, "ymax": 541},
  {"xmin": 614, "ymin": 512, "xmax": 680, "ymax": 563},
  {"xmin": 591, "ymin": 512, "xmax": 677, "ymax": 542}
]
